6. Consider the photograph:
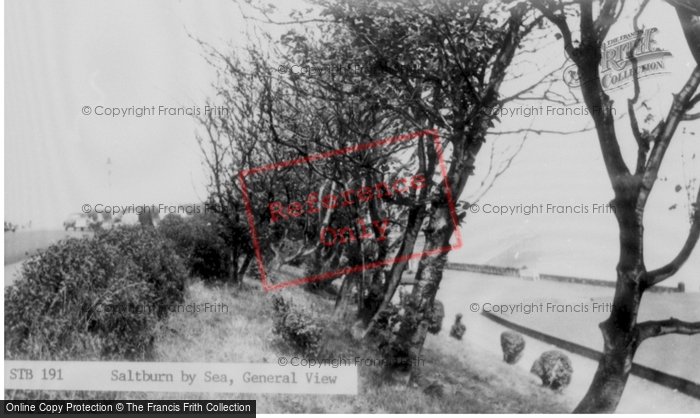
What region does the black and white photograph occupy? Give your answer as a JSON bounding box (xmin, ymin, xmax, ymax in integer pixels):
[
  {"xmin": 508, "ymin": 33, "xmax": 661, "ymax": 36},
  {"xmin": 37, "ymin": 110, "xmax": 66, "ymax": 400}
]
[{"xmin": 4, "ymin": 0, "xmax": 700, "ymax": 414}]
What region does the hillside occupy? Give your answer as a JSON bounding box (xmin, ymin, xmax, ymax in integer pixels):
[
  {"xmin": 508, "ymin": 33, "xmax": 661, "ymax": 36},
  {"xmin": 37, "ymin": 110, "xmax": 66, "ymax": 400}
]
[{"xmin": 7, "ymin": 278, "xmax": 572, "ymax": 413}]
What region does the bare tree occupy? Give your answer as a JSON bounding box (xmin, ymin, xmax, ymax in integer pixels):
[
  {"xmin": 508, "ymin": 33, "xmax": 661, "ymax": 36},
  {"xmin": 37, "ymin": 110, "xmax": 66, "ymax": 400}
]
[
  {"xmin": 533, "ymin": 0, "xmax": 700, "ymax": 412},
  {"xmin": 194, "ymin": 40, "xmax": 306, "ymax": 285}
]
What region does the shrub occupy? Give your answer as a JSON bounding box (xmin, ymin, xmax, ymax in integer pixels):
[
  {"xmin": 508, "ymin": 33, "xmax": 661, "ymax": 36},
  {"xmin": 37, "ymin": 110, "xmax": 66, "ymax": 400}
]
[
  {"xmin": 371, "ymin": 302, "xmax": 399, "ymax": 339},
  {"xmin": 96, "ymin": 226, "xmax": 187, "ymax": 312},
  {"xmin": 5, "ymin": 227, "xmax": 187, "ymax": 361},
  {"xmin": 271, "ymin": 295, "xmax": 323, "ymax": 358},
  {"xmin": 530, "ymin": 350, "xmax": 573, "ymax": 391},
  {"xmin": 500, "ymin": 331, "xmax": 525, "ymax": 364},
  {"xmin": 158, "ymin": 214, "xmax": 230, "ymax": 282},
  {"xmin": 449, "ymin": 314, "xmax": 466, "ymax": 340}
]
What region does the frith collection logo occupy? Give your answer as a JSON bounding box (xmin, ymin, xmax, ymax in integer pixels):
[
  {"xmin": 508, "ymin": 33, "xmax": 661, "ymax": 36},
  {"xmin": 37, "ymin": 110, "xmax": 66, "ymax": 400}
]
[{"xmin": 564, "ymin": 28, "xmax": 672, "ymax": 91}]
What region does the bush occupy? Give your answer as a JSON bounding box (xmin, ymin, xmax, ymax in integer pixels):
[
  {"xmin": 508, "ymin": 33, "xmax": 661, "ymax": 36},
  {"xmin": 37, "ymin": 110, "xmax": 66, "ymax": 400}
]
[
  {"xmin": 530, "ymin": 350, "xmax": 573, "ymax": 391},
  {"xmin": 5, "ymin": 227, "xmax": 187, "ymax": 361},
  {"xmin": 271, "ymin": 295, "xmax": 323, "ymax": 358},
  {"xmin": 449, "ymin": 314, "xmax": 466, "ymax": 340},
  {"xmin": 500, "ymin": 331, "xmax": 525, "ymax": 364},
  {"xmin": 158, "ymin": 214, "xmax": 230, "ymax": 281},
  {"xmin": 96, "ymin": 227, "xmax": 187, "ymax": 311}
]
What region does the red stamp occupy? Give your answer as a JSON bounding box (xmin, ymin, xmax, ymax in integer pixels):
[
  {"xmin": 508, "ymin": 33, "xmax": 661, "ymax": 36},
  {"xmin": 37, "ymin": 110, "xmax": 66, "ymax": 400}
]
[{"xmin": 238, "ymin": 129, "xmax": 461, "ymax": 290}]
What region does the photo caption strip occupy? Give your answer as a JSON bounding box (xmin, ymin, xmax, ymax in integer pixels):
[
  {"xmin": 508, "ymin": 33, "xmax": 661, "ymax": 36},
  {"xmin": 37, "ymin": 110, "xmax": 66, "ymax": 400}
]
[
  {"xmin": 5, "ymin": 361, "xmax": 357, "ymax": 395},
  {"xmin": 239, "ymin": 128, "xmax": 462, "ymax": 291},
  {"xmin": 3, "ymin": 400, "xmax": 256, "ymax": 415}
]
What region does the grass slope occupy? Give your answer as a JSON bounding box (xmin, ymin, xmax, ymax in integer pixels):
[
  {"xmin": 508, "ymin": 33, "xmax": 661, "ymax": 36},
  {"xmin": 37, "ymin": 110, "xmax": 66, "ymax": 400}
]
[{"xmin": 7, "ymin": 278, "xmax": 571, "ymax": 413}]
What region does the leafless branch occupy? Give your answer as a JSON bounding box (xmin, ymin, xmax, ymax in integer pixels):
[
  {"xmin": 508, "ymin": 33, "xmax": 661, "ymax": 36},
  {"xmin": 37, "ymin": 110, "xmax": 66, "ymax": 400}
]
[
  {"xmin": 640, "ymin": 66, "xmax": 700, "ymax": 208},
  {"xmin": 637, "ymin": 317, "xmax": 700, "ymax": 342},
  {"xmin": 491, "ymin": 126, "xmax": 594, "ymax": 136},
  {"xmin": 627, "ymin": 0, "xmax": 651, "ymax": 175},
  {"xmin": 645, "ymin": 187, "xmax": 700, "ymax": 287},
  {"xmin": 531, "ymin": 0, "xmax": 573, "ymax": 55},
  {"xmin": 498, "ymin": 62, "xmax": 567, "ymax": 104}
]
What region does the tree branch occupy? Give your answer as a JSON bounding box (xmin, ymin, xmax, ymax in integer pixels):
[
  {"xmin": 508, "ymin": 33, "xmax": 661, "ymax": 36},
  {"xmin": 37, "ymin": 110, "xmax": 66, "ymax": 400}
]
[
  {"xmin": 667, "ymin": 0, "xmax": 700, "ymax": 64},
  {"xmin": 645, "ymin": 187, "xmax": 700, "ymax": 287},
  {"xmin": 627, "ymin": 0, "xmax": 651, "ymax": 175},
  {"xmin": 532, "ymin": 0, "xmax": 573, "ymax": 54},
  {"xmin": 497, "ymin": 63, "xmax": 566, "ymax": 104},
  {"xmin": 638, "ymin": 317, "xmax": 700, "ymax": 342},
  {"xmin": 491, "ymin": 126, "xmax": 594, "ymax": 136},
  {"xmin": 687, "ymin": 93, "xmax": 700, "ymax": 111},
  {"xmin": 640, "ymin": 66, "xmax": 700, "ymax": 208},
  {"xmin": 594, "ymin": 0, "xmax": 622, "ymax": 42}
]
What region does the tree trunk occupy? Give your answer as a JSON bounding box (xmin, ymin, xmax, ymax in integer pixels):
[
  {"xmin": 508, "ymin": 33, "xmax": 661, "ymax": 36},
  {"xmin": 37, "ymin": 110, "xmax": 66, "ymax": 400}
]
[
  {"xmin": 363, "ymin": 132, "xmax": 435, "ymax": 334},
  {"xmin": 333, "ymin": 272, "xmax": 357, "ymax": 321},
  {"xmin": 362, "ymin": 205, "xmax": 426, "ymax": 333},
  {"xmin": 574, "ymin": 281, "xmax": 643, "ymax": 412},
  {"xmin": 387, "ymin": 127, "xmax": 473, "ymax": 383},
  {"xmin": 305, "ymin": 246, "xmax": 342, "ymax": 294},
  {"xmin": 575, "ymin": 196, "xmax": 645, "ymax": 413},
  {"xmin": 229, "ymin": 247, "xmax": 239, "ymax": 285},
  {"xmin": 393, "ymin": 205, "xmax": 454, "ymax": 384},
  {"xmin": 238, "ymin": 252, "xmax": 253, "ymax": 281}
]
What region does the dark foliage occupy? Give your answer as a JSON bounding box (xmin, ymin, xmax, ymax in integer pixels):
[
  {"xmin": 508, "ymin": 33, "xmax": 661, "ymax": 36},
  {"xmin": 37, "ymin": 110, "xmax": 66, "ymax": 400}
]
[
  {"xmin": 449, "ymin": 314, "xmax": 466, "ymax": 340},
  {"xmin": 158, "ymin": 214, "xmax": 230, "ymax": 282},
  {"xmin": 271, "ymin": 295, "xmax": 323, "ymax": 358},
  {"xmin": 531, "ymin": 350, "xmax": 573, "ymax": 391},
  {"xmin": 500, "ymin": 331, "xmax": 525, "ymax": 364},
  {"xmin": 5, "ymin": 226, "xmax": 187, "ymax": 361}
]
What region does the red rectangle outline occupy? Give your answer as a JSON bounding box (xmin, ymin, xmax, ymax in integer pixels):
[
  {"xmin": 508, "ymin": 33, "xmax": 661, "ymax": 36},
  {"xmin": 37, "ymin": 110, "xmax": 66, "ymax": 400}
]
[{"xmin": 238, "ymin": 128, "xmax": 462, "ymax": 291}]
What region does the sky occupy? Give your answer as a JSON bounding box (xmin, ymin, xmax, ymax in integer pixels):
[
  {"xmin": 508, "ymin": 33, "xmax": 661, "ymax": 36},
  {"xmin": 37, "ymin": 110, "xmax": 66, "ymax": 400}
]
[
  {"xmin": 451, "ymin": 1, "xmax": 700, "ymax": 289},
  {"xmin": 5, "ymin": 0, "xmax": 247, "ymax": 228},
  {"xmin": 4, "ymin": 0, "xmax": 699, "ymax": 289}
]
